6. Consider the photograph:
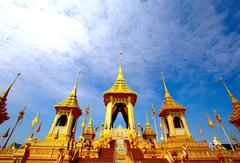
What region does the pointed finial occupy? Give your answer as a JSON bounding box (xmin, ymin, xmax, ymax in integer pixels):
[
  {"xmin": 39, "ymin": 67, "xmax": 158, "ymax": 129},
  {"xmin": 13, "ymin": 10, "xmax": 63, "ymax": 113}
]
[
  {"xmin": 145, "ymin": 108, "xmax": 150, "ymax": 126},
  {"xmin": 1, "ymin": 72, "xmax": 21, "ymax": 98},
  {"xmin": 88, "ymin": 116, "xmax": 92, "ymax": 126},
  {"xmin": 213, "ymin": 133, "xmax": 222, "ymax": 145},
  {"xmin": 159, "ymin": 121, "xmax": 163, "ymax": 129},
  {"xmin": 116, "ymin": 51, "xmax": 124, "ymax": 80},
  {"xmin": 219, "ymin": 77, "xmax": 238, "ymax": 103},
  {"xmin": 213, "ymin": 108, "xmax": 217, "ymax": 114},
  {"xmin": 81, "ymin": 118, "xmax": 86, "ymax": 129},
  {"xmin": 160, "ymin": 72, "xmax": 171, "ymax": 98},
  {"xmin": 120, "ymin": 50, "xmax": 122, "ymax": 65},
  {"xmin": 71, "ymin": 71, "xmax": 81, "ymax": 96}
]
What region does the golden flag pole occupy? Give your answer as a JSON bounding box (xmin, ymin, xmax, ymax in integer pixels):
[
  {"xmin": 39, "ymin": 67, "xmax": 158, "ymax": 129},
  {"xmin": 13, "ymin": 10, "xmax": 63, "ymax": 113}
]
[
  {"xmin": 28, "ymin": 126, "xmax": 34, "ymax": 139},
  {"xmin": 229, "ymin": 130, "xmax": 239, "ymax": 145},
  {"xmin": 80, "ymin": 117, "xmax": 86, "ymax": 137},
  {"xmin": 153, "ymin": 115, "xmax": 158, "ymax": 142},
  {"xmin": 0, "ymin": 127, "xmax": 10, "ymax": 147},
  {"xmin": 159, "ymin": 119, "xmax": 165, "ymax": 143},
  {"xmin": 0, "ymin": 138, "xmax": 4, "ymax": 148},
  {"xmin": 51, "ymin": 128, "xmax": 59, "ymax": 157},
  {"xmin": 28, "ymin": 111, "xmax": 40, "ymax": 138},
  {"xmin": 152, "ymin": 104, "xmax": 158, "ymax": 142},
  {"xmin": 213, "ymin": 109, "xmax": 234, "ymax": 151},
  {"xmin": 162, "ymin": 119, "xmax": 167, "ymax": 141},
  {"xmin": 221, "ymin": 126, "xmax": 234, "ymax": 151},
  {"xmin": 159, "ymin": 72, "xmax": 167, "ymax": 141},
  {"xmin": 3, "ymin": 107, "xmax": 25, "ymax": 148}
]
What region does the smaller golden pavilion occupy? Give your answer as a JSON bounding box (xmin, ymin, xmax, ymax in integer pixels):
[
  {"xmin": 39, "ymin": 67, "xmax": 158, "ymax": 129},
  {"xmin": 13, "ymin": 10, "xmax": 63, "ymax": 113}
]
[{"xmin": 0, "ymin": 53, "xmax": 239, "ymax": 163}]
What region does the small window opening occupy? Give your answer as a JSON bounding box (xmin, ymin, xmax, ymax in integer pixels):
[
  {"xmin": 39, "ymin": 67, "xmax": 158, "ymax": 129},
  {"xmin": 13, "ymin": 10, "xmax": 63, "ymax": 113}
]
[
  {"xmin": 56, "ymin": 114, "xmax": 68, "ymax": 126},
  {"xmin": 173, "ymin": 116, "xmax": 184, "ymax": 128}
]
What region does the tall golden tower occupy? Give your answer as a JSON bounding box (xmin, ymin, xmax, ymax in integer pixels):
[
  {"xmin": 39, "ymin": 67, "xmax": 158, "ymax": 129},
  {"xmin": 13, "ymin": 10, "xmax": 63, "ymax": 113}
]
[
  {"xmin": 159, "ymin": 74, "xmax": 192, "ymax": 141},
  {"xmin": 103, "ymin": 52, "xmax": 137, "ymax": 136},
  {"xmin": 0, "ymin": 73, "xmax": 20, "ymax": 124},
  {"xmin": 45, "ymin": 74, "xmax": 82, "ymax": 141},
  {"xmin": 220, "ymin": 79, "xmax": 240, "ymax": 131}
]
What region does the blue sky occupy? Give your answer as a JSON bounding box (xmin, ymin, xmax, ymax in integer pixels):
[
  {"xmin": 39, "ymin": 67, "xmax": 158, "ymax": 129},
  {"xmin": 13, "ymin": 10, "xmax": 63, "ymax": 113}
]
[{"xmin": 0, "ymin": 0, "xmax": 239, "ymax": 144}]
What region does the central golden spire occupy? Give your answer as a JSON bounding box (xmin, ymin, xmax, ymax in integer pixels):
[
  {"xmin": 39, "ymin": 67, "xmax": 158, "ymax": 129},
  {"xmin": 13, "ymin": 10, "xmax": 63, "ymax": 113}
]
[
  {"xmin": 103, "ymin": 51, "xmax": 137, "ymax": 95},
  {"xmin": 160, "ymin": 73, "xmax": 184, "ymax": 114}
]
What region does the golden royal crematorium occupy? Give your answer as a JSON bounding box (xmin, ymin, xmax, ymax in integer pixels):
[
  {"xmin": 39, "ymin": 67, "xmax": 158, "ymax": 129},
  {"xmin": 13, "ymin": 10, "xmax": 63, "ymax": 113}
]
[{"xmin": 0, "ymin": 53, "xmax": 239, "ymax": 163}]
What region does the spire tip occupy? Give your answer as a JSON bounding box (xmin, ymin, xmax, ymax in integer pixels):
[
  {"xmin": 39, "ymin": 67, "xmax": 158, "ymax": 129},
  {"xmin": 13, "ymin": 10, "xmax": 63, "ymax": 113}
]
[
  {"xmin": 119, "ymin": 50, "xmax": 123, "ymax": 65},
  {"xmin": 1, "ymin": 72, "xmax": 21, "ymax": 98},
  {"xmin": 160, "ymin": 72, "xmax": 171, "ymax": 97},
  {"xmin": 219, "ymin": 77, "xmax": 238, "ymax": 103}
]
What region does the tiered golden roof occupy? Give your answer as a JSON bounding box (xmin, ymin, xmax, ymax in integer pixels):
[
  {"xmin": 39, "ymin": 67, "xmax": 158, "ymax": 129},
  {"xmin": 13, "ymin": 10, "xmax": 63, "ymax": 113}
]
[
  {"xmin": 83, "ymin": 116, "xmax": 96, "ymax": 139},
  {"xmin": 143, "ymin": 110, "xmax": 156, "ymax": 137},
  {"xmin": 55, "ymin": 74, "xmax": 81, "ymax": 109},
  {"xmin": 159, "ymin": 74, "xmax": 185, "ymax": 115},
  {"xmin": 220, "ymin": 79, "xmax": 240, "ymax": 130},
  {"xmin": 0, "ymin": 73, "xmax": 20, "ymax": 124},
  {"xmin": 103, "ymin": 54, "xmax": 137, "ymax": 96}
]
